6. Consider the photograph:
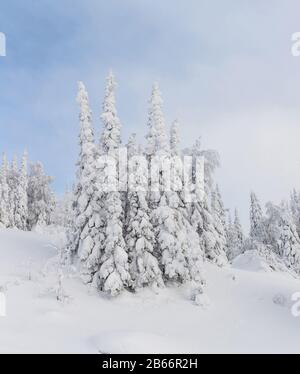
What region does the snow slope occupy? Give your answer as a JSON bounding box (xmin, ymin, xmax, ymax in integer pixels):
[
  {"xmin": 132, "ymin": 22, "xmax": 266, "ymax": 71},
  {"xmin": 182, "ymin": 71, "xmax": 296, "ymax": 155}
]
[{"xmin": 1, "ymin": 229, "xmax": 300, "ymax": 354}]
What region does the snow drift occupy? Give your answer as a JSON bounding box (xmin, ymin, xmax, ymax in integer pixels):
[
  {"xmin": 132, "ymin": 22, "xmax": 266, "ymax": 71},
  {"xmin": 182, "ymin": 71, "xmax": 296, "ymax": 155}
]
[{"xmin": 1, "ymin": 229, "xmax": 300, "ymax": 353}]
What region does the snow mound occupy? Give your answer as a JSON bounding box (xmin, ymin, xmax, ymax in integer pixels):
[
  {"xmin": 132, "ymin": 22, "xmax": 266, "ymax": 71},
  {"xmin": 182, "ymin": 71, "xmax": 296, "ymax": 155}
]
[
  {"xmin": 91, "ymin": 331, "xmax": 186, "ymax": 354},
  {"xmin": 232, "ymin": 249, "xmax": 298, "ymax": 278},
  {"xmin": 0, "ymin": 228, "xmax": 57, "ymax": 276},
  {"xmin": 2, "ymin": 229, "xmax": 300, "ymax": 353},
  {"xmin": 232, "ymin": 250, "xmax": 272, "ymax": 272}
]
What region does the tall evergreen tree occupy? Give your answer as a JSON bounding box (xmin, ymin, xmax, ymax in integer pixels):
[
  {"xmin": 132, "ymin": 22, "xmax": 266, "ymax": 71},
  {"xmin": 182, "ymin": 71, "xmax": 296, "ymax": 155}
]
[
  {"xmin": 225, "ymin": 209, "xmax": 244, "ymax": 261},
  {"xmin": 250, "ymin": 192, "xmax": 265, "ymax": 242},
  {"xmin": 226, "ymin": 213, "xmax": 235, "ymax": 260},
  {"xmin": 145, "ymin": 82, "xmax": 169, "ymax": 157},
  {"xmin": 98, "ymin": 71, "xmax": 131, "ymax": 296},
  {"xmin": 145, "ymin": 82, "xmax": 170, "ymax": 211},
  {"xmin": 66, "ymin": 81, "xmax": 100, "ymax": 280},
  {"xmin": 146, "ymin": 107, "xmax": 205, "ymax": 288},
  {"xmin": 190, "ymin": 140, "xmax": 227, "ymax": 266},
  {"xmin": 14, "ymin": 151, "xmax": 28, "ymax": 230},
  {"xmin": 234, "ymin": 209, "xmax": 244, "ymax": 253},
  {"xmin": 211, "ymin": 184, "xmax": 227, "ymax": 259},
  {"xmin": 71, "ymin": 82, "xmax": 105, "ymax": 284}
]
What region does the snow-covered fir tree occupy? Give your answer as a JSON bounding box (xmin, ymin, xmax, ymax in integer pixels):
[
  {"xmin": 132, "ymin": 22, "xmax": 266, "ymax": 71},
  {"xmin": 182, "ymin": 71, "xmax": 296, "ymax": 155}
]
[
  {"xmin": 27, "ymin": 161, "xmax": 54, "ymax": 229},
  {"xmin": 250, "ymin": 192, "xmax": 266, "ymax": 243},
  {"xmin": 145, "ymin": 82, "xmax": 169, "ymax": 157},
  {"xmin": 149, "ymin": 111, "xmax": 205, "ymax": 289},
  {"xmin": 226, "ymin": 213, "xmax": 236, "ymax": 261},
  {"xmin": 225, "ymin": 209, "xmax": 244, "ymax": 261},
  {"xmin": 278, "ymin": 206, "xmax": 300, "ymax": 273},
  {"xmin": 233, "ymin": 209, "xmax": 244, "ymax": 253},
  {"xmin": 211, "ymin": 184, "xmax": 227, "ymax": 260},
  {"xmin": 99, "ymin": 190, "xmax": 130, "ymax": 295},
  {"xmin": 125, "ymin": 136, "xmax": 164, "ymax": 290},
  {"xmin": 14, "ymin": 151, "xmax": 28, "ymax": 230},
  {"xmin": 152, "ymin": 193, "xmax": 205, "ymax": 287},
  {"xmin": 190, "ymin": 139, "xmax": 227, "ymax": 266},
  {"xmin": 97, "ymin": 71, "xmax": 131, "ymax": 296},
  {"xmin": 0, "ymin": 153, "xmax": 9, "ymax": 228},
  {"xmin": 145, "ymin": 82, "xmax": 170, "ymax": 211},
  {"xmin": 265, "ymin": 202, "xmax": 300, "ymax": 273},
  {"xmin": 67, "ymin": 81, "xmax": 103, "ymax": 284},
  {"xmin": 290, "ymin": 189, "xmax": 300, "ymax": 237},
  {"xmin": 7, "ymin": 154, "xmax": 19, "ymax": 227},
  {"xmin": 51, "ymin": 189, "xmax": 74, "ymax": 228},
  {"xmin": 99, "ymin": 71, "xmax": 122, "ymax": 157}
]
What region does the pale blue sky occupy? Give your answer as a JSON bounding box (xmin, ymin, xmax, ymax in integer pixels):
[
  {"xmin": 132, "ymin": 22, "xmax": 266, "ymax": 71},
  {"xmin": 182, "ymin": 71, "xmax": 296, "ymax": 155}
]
[{"xmin": 1, "ymin": 0, "xmax": 300, "ymax": 229}]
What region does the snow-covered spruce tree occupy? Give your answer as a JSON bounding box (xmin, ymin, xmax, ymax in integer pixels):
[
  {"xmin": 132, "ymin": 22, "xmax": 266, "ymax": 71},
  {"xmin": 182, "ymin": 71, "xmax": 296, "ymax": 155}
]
[
  {"xmin": 7, "ymin": 154, "xmax": 19, "ymax": 227},
  {"xmin": 67, "ymin": 82, "xmax": 104, "ymax": 284},
  {"xmin": 249, "ymin": 192, "xmax": 266, "ymax": 243},
  {"xmin": 51, "ymin": 189, "xmax": 74, "ymax": 228},
  {"xmin": 278, "ymin": 207, "xmax": 300, "ymax": 274},
  {"xmin": 233, "ymin": 209, "xmax": 244, "ymax": 253},
  {"xmin": 226, "ymin": 213, "xmax": 236, "ymax": 261},
  {"xmin": 169, "ymin": 130, "xmax": 206, "ymax": 291},
  {"xmin": 211, "ymin": 184, "xmax": 227, "ymax": 260},
  {"xmin": 99, "ymin": 72, "xmax": 122, "ymax": 156},
  {"xmin": 241, "ymin": 191, "xmax": 271, "ymax": 256},
  {"xmin": 152, "ymin": 193, "xmax": 205, "ymax": 287},
  {"xmin": 14, "ymin": 151, "xmax": 28, "ymax": 230},
  {"xmin": 191, "ymin": 196, "xmax": 227, "ymax": 266},
  {"xmin": 145, "ymin": 82, "xmax": 170, "ymax": 209},
  {"xmin": 290, "ymin": 189, "xmax": 300, "ymax": 237},
  {"xmin": 145, "ymin": 82, "xmax": 169, "ymax": 157},
  {"xmin": 225, "ymin": 209, "xmax": 244, "ymax": 261},
  {"xmin": 27, "ymin": 162, "xmax": 55, "ymax": 229},
  {"xmin": 125, "ymin": 135, "xmax": 164, "ymax": 290},
  {"xmin": 0, "ymin": 153, "xmax": 9, "ymax": 228},
  {"xmin": 145, "ymin": 99, "xmax": 205, "ymax": 289},
  {"xmin": 96, "ymin": 71, "xmax": 131, "ymax": 296},
  {"xmin": 265, "ymin": 202, "xmax": 300, "ymax": 273},
  {"xmin": 189, "ymin": 139, "xmax": 227, "ymax": 266}
]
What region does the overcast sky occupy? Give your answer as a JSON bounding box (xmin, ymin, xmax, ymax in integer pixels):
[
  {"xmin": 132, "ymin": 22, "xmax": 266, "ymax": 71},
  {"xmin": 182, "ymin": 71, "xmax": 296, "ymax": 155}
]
[{"xmin": 1, "ymin": 0, "xmax": 300, "ymax": 230}]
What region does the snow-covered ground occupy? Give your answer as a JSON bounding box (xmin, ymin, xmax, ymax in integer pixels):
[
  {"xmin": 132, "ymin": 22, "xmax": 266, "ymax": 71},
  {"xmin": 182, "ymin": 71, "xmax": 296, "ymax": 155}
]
[{"xmin": 1, "ymin": 228, "xmax": 300, "ymax": 354}]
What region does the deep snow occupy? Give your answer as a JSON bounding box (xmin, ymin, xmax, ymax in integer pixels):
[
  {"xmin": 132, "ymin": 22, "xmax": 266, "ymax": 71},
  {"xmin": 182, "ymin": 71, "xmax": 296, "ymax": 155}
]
[{"xmin": 0, "ymin": 228, "xmax": 300, "ymax": 354}]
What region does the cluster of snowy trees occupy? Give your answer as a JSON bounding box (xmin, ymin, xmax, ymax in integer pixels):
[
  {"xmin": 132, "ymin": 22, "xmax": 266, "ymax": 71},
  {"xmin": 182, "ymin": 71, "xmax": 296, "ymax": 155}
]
[
  {"xmin": 244, "ymin": 190, "xmax": 300, "ymax": 275},
  {"xmin": 66, "ymin": 72, "xmax": 244, "ymax": 297},
  {"xmin": 4, "ymin": 71, "xmax": 299, "ymax": 298},
  {"xmin": 0, "ymin": 152, "xmax": 55, "ymax": 230}
]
